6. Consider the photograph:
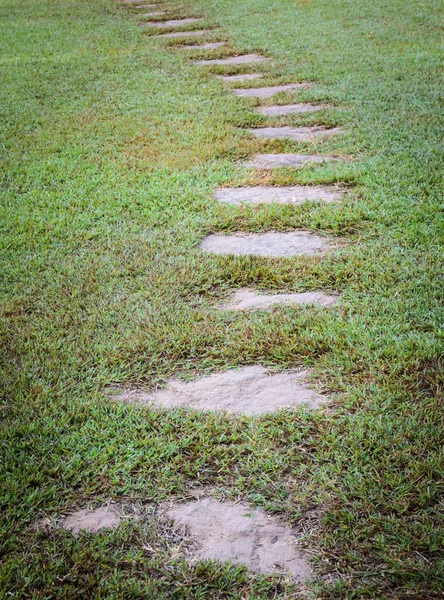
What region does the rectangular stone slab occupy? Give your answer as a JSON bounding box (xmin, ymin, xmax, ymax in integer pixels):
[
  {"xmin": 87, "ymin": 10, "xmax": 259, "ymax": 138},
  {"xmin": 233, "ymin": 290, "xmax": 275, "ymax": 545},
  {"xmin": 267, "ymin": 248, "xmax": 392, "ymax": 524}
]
[
  {"xmin": 257, "ymin": 103, "xmax": 326, "ymax": 116},
  {"xmin": 216, "ymin": 73, "xmax": 263, "ymax": 82},
  {"xmin": 135, "ymin": 4, "xmax": 158, "ymax": 7},
  {"xmin": 200, "ymin": 231, "xmax": 329, "ymax": 257},
  {"xmin": 214, "ymin": 185, "xmax": 344, "ymax": 205},
  {"xmin": 232, "ymin": 83, "xmax": 311, "ymax": 98},
  {"xmin": 218, "ymin": 288, "xmax": 338, "ymax": 310},
  {"xmin": 248, "ymin": 126, "xmax": 341, "ymax": 140},
  {"xmin": 141, "ymin": 11, "xmax": 165, "ymax": 16},
  {"xmin": 193, "ymin": 53, "xmax": 267, "ymax": 65},
  {"xmin": 243, "ymin": 154, "xmax": 333, "ymax": 169},
  {"xmin": 143, "ymin": 17, "xmax": 203, "ymax": 28},
  {"xmin": 152, "ymin": 29, "xmax": 208, "ymax": 38},
  {"xmin": 181, "ymin": 41, "xmax": 226, "ymax": 50}
]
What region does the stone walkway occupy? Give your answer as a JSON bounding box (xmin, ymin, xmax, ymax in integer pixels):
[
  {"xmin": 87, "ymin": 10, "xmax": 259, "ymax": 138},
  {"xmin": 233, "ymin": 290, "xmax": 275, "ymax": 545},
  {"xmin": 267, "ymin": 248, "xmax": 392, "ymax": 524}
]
[{"xmin": 68, "ymin": 0, "xmax": 350, "ymax": 584}]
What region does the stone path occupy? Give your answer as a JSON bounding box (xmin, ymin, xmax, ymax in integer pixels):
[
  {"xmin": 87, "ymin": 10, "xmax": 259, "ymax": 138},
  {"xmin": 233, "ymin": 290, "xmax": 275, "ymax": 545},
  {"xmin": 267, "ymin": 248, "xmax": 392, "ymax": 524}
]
[
  {"xmin": 180, "ymin": 41, "xmax": 226, "ymax": 50},
  {"xmin": 141, "ymin": 11, "xmax": 165, "ymax": 17},
  {"xmin": 257, "ymin": 103, "xmax": 326, "ymax": 116},
  {"xmin": 216, "ymin": 73, "xmax": 263, "ymax": 82},
  {"xmin": 219, "ymin": 288, "xmax": 338, "ymax": 310},
  {"xmin": 248, "ymin": 125, "xmax": 341, "ymax": 140},
  {"xmin": 243, "ymin": 154, "xmax": 334, "ymax": 169},
  {"xmin": 143, "ymin": 17, "xmax": 203, "ymax": 29},
  {"xmin": 193, "ymin": 53, "xmax": 267, "ymax": 66},
  {"xmin": 215, "ymin": 185, "xmax": 344, "ymax": 205},
  {"xmin": 152, "ymin": 29, "xmax": 208, "ymax": 39},
  {"xmin": 232, "ymin": 83, "xmax": 312, "ymax": 98},
  {"xmin": 200, "ymin": 231, "xmax": 329, "ymax": 257}
]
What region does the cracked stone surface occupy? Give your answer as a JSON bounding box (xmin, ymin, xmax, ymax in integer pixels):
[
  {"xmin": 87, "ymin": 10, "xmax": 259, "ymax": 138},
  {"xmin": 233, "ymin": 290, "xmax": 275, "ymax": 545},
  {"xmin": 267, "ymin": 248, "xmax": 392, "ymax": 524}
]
[
  {"xmin": 63, "ymin": 506, "xmax": 121, "ymax": 534},
  {"xmin": 181, "ymin": 41, "xmax": 226, "ymax": 50},
  {"xmin": 243, "ymin": 154, "xmax": 333, "ymax": 169},
  {"xmin": 163, "ymin": 497, "xmax": 314, "ymax": 579},
  {"xmin": 109, "ymin": 366, "xmax": 327, "ymax": 414},
  {"xmin": 152, "ymin": 29, "xmax": 208, "ymax": 38},
  {"xmin": 219, "ymin": 288, "xmax": 338, "ymax": 310},
  {"xmin": 200, "ymin": 231, "xmax": 329, "ymax": 257},
  {"xmin": 232, "ymin": 83, "xmax": 311, "ymax": 98},
  {"xmin": 249, "ymin": 126, "xmax": 341, "ymax": 140},
  {"xmin": 216, "ymin": 73, "xmax": 263, "ymax": 82},
  {"xmin": 193, "ymin": 53, "xmax": 267, "ymax": 66},
  {"xmin": 214, "ymin": 185, "xmax": 344, "ymax": 205},
  {"xmin": 257, "ymin": 103, "xmax": 326, "ymax": 116},
  {"xmin": 144, "ymin": 17, "xmax": 203, "ymax": 28}
]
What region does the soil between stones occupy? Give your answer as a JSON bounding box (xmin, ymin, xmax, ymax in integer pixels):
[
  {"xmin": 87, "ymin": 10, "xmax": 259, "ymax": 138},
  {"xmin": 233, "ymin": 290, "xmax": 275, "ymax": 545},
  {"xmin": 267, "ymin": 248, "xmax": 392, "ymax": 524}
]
[
  {"xmin": 214, "ymin": 185, "xmax": 344, "ymax": 205},
  {"xmin": 249, "ymin": 126, "xmax": 341, "ymax": 140},
  {"xmin": 257, "ymin": 103, "xmax": 326, "ymax": 116},
  {"xmin": 162, "ymin": 497, "xmax": 313, "ymax": 579},
  {"xmin": 232, "ymin": 83, "xmax": 311, "ymax": 98},
  {"xmin": 193, "ymin": 53, "xmax": 267, "ymax": 66},
  {"xmin": 219, "ymin": 288, "xmax": 338, "ymax": 310},
  {"xmin": 243, "ymin": 154, "xmax": 333, "ymax": 169},
  {"xmin": 200, "ymin": 231, "xmax": 329, "ymax": 257},
  {"xmin": 108, "ymin": 366, "xmax": 327, "ymax": 414}
]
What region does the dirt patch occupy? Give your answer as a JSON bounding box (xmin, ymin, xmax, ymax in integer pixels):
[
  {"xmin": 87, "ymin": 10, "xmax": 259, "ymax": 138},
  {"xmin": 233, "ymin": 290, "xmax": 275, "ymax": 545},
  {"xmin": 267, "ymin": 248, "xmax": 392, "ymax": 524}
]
[
  {"xmin": 193, "ymin": 53, "xmax": 267, "ymax": 66},
  {"xmin": 214, "ymin": 184, "xmax": 344, "ymax": 205},
  {"xmin": 257, "ymin": 103, "xmax": 326, "ymax": 116},
  {"xmin": 200, "ymin": 231, "xmax": 329, "ymax": 257},
  {"xmin": 108, "ymin": 366, "xmax": 327, "ymax": 414},
  {"xmin": 144, "ymin": 18, "xmax": 203, "ymax": 29},
  {"xmin": 249, "ymin": 126, "xmax": 342, "ymax": 140},
  {"xmin": 232, "ymin": 83, "xmax": 311, "ymax": 98},
  {"xmin": 63, "ymin": 505, "xmax": 121, "ymax": 534},
  {"xmin": 162, "ymin": 497, "xmax": 313, "ymax": 579},
  {"xmin": 216, "ymin": 73, "xmax": 263, "ymax": 82},
  {"xmin": 242, "ymin": 154, "xmax": 334, "ymax": 168},
  {"xmin": 218, "ymin": 288, "xmax": 338, "ymax": 310}
]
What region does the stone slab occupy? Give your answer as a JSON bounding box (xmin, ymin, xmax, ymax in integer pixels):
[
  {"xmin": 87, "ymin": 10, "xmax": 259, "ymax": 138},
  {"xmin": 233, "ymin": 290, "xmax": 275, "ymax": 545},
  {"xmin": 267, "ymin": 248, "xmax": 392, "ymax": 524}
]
[
  {"xmin": 243, "ymin": 154, "xmax": 333, "ymax": 169},
  {"xmin": 144, "ymin": 17, "xmax": 203, "ymax": 28},
  {"xmin": 232, "ymin": 83, "xmax": 311, "ymax": 98},
  {"xmin": 152, "ymin": 29, "xmax": 208, "ymax": 39},
  {"xmin": 216, "ymin": 73, "xmax": 263, "ymax": 82},
  {"xmin": 163, "ymin": 497, "xmax": 313, "ymax": 579},
  {"xmin": 200, "ymin": 231, "xmax": 329, "ymax": 257},
  {"xmin": 110, "ymin": 366, "xmax": 326, "ymax": 414},
  {"xmin": 135, "ymin": 4, "xmax": 158, "ymax": 8},
  {"xmin": 214, "ymin": 185, "xmax": 344, "ymax": 205},
  {"xmin": 248, "ymin": 126, "xmax": 341, "ymax": 140},
  {"xmin": 63, "ymin": 506, "xmax": 121, "ymax": 534},
  {"xmin": 258, "ymin": 103, "xmax": 325, "ymax": 116},
  {"xmin": 141, "ymin": 11, "xmax": 165, "ymax": 17},
  {"xmin": 181, "ymin": 41, "xmax": 226, "ymax": 50},
  {"xmin": 193, "ymin": 53, "xmax": 267, "ymax": 66},
  {"xmin": 218, "ymin": 288, "xmax": 338, "ymax": 310}
]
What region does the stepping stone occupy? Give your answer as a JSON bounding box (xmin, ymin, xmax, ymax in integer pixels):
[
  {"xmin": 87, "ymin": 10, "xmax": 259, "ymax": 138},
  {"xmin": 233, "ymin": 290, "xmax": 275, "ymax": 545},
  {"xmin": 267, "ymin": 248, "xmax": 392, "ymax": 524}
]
[
  {"xmin": 200, "ymin": 231, "xmax": 328, "ymax": 257},
  {"xmin": 180, "ymin": 41, "xmax": 226, "ymax": 50},
  {"xmin": 163, "ymin": 498, "xmax": 313, "ymax": 579},
  {"xmin": 248, "ymin": 126, "xmax": 341, "ymax": 140},
  {"xmin": 135, "ymin": 4, "xmax": 158, "ymax": 8},
  {"xmin": 232, "ymin": 83, "xmax": 311, "ymax": 98},
  {"xmin": 258, "ymin": 103, "xmax": 325, "ymax": 116},
  {"xmin": 214, "ymin": 185, "xmax": 344, "ymax": 205},
  {"xmin": 63, "ymin": 505, "xmax": 120, "ymax": 534},
  {"xmin": 109, "ymin": 366, "xmax": 326, "ymax": 414},
  {"xmin": 152, "ymin": 29, "xmax": 208, "ymax": 39},
  {"xmin": 218, "ymin": 288, "xmax": 338, "ymax": 310},
  {"xmin": 193, "ymin": 53, "xmax": 266, "ymax": 66},
  {"xmin": 141, "ymin": 11, "xmax": 165, "ymax": 17},
  {"xmin": 143, "ymin": 17, "xmax": 203, "ymax": 29},
  {"xmin": 216, "ymin": 73, "xmax": 263, "ymax": 82},
  {"xmin": 243, "ymin": 154, "xmax": 333, "ymax": 169}
]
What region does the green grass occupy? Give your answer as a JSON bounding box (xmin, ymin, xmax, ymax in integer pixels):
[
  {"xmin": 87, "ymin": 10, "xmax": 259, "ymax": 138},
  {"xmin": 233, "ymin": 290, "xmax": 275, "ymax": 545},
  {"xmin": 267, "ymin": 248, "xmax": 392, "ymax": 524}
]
[{"xmin": 0, "ymin": 0, "xmax": 443, "ymax": 597}]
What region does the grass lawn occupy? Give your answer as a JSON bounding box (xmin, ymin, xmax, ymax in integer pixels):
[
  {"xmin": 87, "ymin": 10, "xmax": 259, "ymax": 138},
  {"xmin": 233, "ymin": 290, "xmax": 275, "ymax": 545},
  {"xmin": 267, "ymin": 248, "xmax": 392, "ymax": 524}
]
[{"xmin": 0, "ymin": 0, "xmax": 443, "ymax": 597}]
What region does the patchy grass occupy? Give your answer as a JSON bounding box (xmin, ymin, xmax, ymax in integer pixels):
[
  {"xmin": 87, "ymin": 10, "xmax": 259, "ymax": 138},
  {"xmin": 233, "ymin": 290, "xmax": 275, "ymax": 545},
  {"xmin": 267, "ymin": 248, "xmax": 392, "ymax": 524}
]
[{"xmin": 0, "ymin": 0, "xmax": 443, "ymax": 597}]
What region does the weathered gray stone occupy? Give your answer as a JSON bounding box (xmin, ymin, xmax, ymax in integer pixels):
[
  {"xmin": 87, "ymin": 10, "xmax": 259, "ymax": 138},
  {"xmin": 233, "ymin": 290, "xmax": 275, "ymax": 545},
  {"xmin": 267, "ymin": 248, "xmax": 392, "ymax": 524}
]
[
  {"xmin": 243, "ymin": 154, "xmax": 333, "ymax": 169},
  {"xmin": 152, "ymin": 29, "xmax": 208, "ymax": 39},
  {"xmin": 257, "ymin": 103, "xmax": 326, "ymax": 116},
  {"xmin": 63, "ymin": 506, "xmax": 121, "ymax": 534},
  {"xmin": 141, "ymin": 11, "xmax": 165, "ymax": 17},
  {"xmin": 193, "ymin": 53, "xmax": 267, "ymax": 66},
  {"xmin": 135, "ymin": 4, "xmax": 158, "ymax": 8},
  {"xmin": 216, "ymin": 73, "xmax": 263, "ymax": 82},
  {"xmin": 219, "ymin": 288, "xmax": 338, "ymax": 310},
  {"xmin": 180, "ymin": 41, "xmax": 226, "ymax": 50},
  {"xmin": 143, "ymin": 17, "xmax": 203, "ymax": 29},
  {"xmin": 248, "ymin": 126, "xmax": 341, "ymax": 140},
  {"xmin": 109, "ymin": 366, "xmax": 327, "ymax": 414},
  {"xmin": 214, "ymin": 185, "xmax": 344, "ymax": 205},
  {"xmin": 163, "ymin": 497, "xmax": 313, "ymax": 579},
  {"xmin": 200, "ymin": 231, "xmax": 329, "ymax": 257},
  {"xmin": 232, "ymin": 83, "xmax": 311, "ymax": 98}
]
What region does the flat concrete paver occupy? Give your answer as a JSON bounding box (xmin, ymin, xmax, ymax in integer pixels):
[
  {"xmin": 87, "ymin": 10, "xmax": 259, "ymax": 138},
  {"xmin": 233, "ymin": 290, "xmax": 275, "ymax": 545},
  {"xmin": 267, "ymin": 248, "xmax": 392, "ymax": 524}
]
[
  {"xmin": 215, "ymin": 185, "xmax": 344, "ymax": 205},
  {"xmin": 216, "ymin": 73, "xmax": 263, "ymax": 82},
  {"xmin": 200, "ymin": 231, "xmax": 329, "ymax": 257},
  {"xmin": 144, "ymin": 18, "xmax": 203, "ymax": 28},
  {"xmin": 218, "ymin": 288, "xmax": 338, "ymax": 310},
  {"xmin": 243, "ymin": 154, "xmax": 333, "ymax": 168},
  {"xmin": 193, "ymin": 53, "xmax": 267, "ymax": 65},
  {"xmin": 258, "ymin": 103, "xmax": 326, "ymax": 116},
  {"xmin": 163, "ymin": 498, "xmax": 313, "ymax": 578},
  {"xmin": 232, "ymin": 83, "xmax": 311, "ymax": 98},
  {"xmin": 249, "ymin": 126, "xmax": 341, "ymax": 140},
  {"xmin": 181, "ymin": 42, "xmax": 226, "ymax": 50},
  {"xmin": 152, "ymin": 29, "xmax": 208, "ymax": 38},
  {"xmin": 141, "ymin": 11, "xmax": 165, "ymax": 17}
]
